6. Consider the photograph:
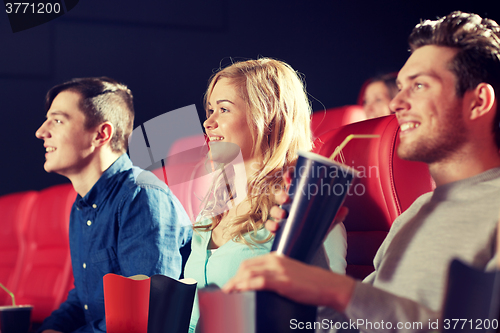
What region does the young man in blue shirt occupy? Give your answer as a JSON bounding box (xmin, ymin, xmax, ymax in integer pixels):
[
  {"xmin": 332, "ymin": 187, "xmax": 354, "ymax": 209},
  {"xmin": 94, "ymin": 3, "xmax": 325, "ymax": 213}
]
[{"xmin": 35, "ymin": 77, "xmax": 192, "ymax": 332}]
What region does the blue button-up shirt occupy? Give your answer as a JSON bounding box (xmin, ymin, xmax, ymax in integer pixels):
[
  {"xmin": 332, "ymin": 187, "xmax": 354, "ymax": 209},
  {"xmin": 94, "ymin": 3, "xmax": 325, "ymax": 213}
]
[{"xmin": 38, "ymin": 154, "xmax": 192, "ymax": 332}]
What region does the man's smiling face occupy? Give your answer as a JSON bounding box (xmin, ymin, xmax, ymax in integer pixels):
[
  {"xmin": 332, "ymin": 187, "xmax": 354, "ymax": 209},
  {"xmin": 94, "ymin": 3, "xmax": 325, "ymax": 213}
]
[
  {"xmin": 35, "ymin": 90, "xmax": 96, "ymax": 178},
  {"xmin": 391, "ymin": 45, "xmax": 468, "ymax": 164}
]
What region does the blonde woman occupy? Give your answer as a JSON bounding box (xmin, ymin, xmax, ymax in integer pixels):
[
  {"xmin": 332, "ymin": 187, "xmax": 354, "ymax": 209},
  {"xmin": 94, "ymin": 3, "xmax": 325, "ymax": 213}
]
[{"xmin": 184, "ymin": 58, "xmax": 347, "ymax": 332}]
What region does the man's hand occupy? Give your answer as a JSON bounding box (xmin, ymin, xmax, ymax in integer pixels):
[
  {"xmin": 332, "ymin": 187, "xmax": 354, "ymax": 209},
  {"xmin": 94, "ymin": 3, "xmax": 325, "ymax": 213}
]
[{"xmin": 222, "ymin": 253, "xmax": 355, "ymax": 313}]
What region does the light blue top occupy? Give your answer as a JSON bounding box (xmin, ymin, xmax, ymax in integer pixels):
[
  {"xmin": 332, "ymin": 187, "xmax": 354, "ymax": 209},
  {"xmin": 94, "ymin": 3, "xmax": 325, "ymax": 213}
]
[{"xmin": 184, "ymin": 225, "xmax": 272, "ymax": 333}]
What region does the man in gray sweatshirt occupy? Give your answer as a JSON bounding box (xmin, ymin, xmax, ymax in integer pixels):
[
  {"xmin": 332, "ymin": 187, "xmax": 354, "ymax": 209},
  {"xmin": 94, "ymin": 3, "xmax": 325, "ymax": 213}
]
[{"xmin": 224, "ymin": 11, "xmax": 500, "ymax": 332}]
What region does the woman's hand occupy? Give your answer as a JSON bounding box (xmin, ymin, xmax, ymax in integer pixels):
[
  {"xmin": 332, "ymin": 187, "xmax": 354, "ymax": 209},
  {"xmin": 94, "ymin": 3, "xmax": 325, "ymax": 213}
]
[
  {"xmin": 266, "ymin": 188, "xmax": 349, "ymax": 235},
  {"xmin": 266, "ymin": 189, "xmax": 290, "ymax": 234}
]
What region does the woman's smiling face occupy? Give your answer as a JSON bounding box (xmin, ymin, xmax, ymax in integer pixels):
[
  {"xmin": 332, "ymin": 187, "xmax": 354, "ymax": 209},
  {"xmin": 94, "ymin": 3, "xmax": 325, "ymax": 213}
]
[{"xmin": 204, "ymin": 78, "xmax": 257, "ymax": 165}]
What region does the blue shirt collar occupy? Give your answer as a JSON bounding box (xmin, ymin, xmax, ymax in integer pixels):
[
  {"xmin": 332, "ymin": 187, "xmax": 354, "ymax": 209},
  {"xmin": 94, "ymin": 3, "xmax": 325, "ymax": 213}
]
[{"xmin": 75, "ymin": 153, "xmax": 132, "ymax": 209}]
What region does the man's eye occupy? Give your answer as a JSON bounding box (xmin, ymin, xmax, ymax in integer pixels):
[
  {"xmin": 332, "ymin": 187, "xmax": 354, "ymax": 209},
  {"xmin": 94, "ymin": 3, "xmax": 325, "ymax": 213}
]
[
  {"xmin": 55, "ymin": 119, "xmax": 62, "ymax": 124},
  {"xmin": 415, "ymin": 83, "xmax": 424, "ymax": 90}
]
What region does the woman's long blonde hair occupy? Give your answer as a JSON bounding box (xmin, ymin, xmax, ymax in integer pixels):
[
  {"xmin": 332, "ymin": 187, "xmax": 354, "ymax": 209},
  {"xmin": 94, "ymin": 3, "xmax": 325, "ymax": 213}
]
[{"xmin": 196, "ymin": 58, "xmax": 313, "ymax": 244}]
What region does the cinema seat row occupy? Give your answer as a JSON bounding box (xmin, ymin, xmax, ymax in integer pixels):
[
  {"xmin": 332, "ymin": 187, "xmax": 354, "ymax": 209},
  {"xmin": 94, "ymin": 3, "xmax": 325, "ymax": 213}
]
[
  {"xmin": 0, "ymin": 184, "xmax": 76, "ymax": 323},
  {"xmin": 0, "ymin": 106, "xmax": 434, "ymax": 326}
]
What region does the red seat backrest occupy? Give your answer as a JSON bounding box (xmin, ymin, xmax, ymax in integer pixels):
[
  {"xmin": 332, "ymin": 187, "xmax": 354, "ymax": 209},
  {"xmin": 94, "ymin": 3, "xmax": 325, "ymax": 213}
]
[
  {"xmin": 167, "ymin": 134, "xmax": 206, "ymax": 158},
  {"xmin": 14, "ymin": 183, "xmax": 77, "ymax": 322},
  {"xmin": 313, "ymin": 115, "xmax": 435, "ymax": 279},
  {"xmin": 0, "ymin": 191, "xmax": 38, "ymax": 305},
  {"xmin": 151, "ymin": 134, "xmax": 211, "ymax": 223},
  {"xmin": 311, "ymin": 105, "xmax": 366, "ymax": 139},
  {"xmin": 152, "ymin": 161, "xmax": 212, "ymax": 223}
]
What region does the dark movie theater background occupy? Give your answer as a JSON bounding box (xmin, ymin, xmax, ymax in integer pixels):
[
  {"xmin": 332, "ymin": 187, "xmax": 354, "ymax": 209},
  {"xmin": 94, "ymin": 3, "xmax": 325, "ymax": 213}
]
[{"xmin": 0, "ymin": 0, "xmax": 498, "ymax": 196}]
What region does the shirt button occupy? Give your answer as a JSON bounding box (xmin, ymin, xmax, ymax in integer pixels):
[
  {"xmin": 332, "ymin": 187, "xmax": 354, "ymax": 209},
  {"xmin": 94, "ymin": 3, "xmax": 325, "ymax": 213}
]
[
  {"xmin": 87, "ymin": 220, "xmax": 92, "ymax": 226},
  {"xmin": 83, "ymin": 263, "xmax": 86, "ymax": 269},
  {"xmin": 84, "ymin": 304, "xmax": 88, "ymax": 310},
  {"xmin": 92, "ymin": 204, "xmax": 97, "ymax": 209}
]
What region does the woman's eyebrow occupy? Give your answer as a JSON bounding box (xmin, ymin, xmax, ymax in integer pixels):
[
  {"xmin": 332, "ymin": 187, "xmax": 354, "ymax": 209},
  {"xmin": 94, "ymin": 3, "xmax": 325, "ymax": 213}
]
[{"xmin": 216, "ymin": 99, "xmax": 235, "ymax": 105}]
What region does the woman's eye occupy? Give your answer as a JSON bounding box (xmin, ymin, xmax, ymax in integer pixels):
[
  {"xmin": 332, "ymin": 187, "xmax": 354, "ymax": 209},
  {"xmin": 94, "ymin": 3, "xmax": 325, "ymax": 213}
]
[{"xmin": 220, "ymin": 107, "xmax": 229, "ymax": 113}]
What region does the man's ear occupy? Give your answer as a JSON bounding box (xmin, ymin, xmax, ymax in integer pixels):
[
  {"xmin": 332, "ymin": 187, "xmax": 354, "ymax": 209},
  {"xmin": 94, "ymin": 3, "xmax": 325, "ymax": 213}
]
[
  {"xmin": 93, "ymin": 122, "xmax": 114, "ymax": 148},
  {"xmin": 469, "ymin": 83, "xmax": 496, "ymax": 120}
]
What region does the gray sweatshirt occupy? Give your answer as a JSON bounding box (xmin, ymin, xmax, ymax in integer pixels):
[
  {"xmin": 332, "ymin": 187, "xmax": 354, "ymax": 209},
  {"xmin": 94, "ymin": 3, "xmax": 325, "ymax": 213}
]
[{"xmin": 345, "ymin": 167, "xmax": 500, "ymax": 333}]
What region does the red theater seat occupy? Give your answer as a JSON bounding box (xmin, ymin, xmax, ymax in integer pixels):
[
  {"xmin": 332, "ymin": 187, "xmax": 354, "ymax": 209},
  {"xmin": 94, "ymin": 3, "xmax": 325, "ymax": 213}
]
[
  {"xmin": 313, "ymin": 115, "xmax": 435, "ymax": 279},
  {"xmin": 0, "ymin": 191, "xmax": 38, "ymax": 305},
  {"xmin": 311, "ymin": 105, "xmax": 366, "ymax": 139},
  {"xmin": 152, "ymin": 134, "xmax": 211, "ymax": 223},
  {"xmin": 14, "ymin": 183, "xmax": 76, "ymax": 322},
  {"xmin": 168, "ymin": 134, "xmax": 206, "ymax": 157}
]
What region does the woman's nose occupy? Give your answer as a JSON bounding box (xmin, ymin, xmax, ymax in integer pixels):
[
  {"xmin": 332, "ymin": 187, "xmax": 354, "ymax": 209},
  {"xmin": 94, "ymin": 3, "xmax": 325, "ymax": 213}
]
[{"xmin": 203, "ymin": 113, "xmax": 218, "ymax": 130}]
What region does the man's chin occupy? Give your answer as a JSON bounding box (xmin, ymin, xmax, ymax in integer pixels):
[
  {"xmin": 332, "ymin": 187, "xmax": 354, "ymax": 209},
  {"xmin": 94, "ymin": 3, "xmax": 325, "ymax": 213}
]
[
  {"xmin": 43, "ymin": 163, "xmax": 56, "ymax": 174},
  {"xmin": 397, "ymin": 144, "xmax": 445, "ymax": 164},
  {"xmin": 397, "ymin": 145, "xmax": 420, "ymax": 162},
  {"xmin": 397, "ymin": 145, "xmax": 411, "ymax": 160}
]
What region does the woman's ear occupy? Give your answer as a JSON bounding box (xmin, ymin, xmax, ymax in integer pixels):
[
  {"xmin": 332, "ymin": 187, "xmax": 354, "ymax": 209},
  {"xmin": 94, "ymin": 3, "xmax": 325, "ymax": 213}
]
[
  {"xmin": 469, "ymin": 83, "xmax": 496, "ymax": 120},
  {"xmin": 93, "ymin": 122, "xmax": 114, "ymax": 148}
]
